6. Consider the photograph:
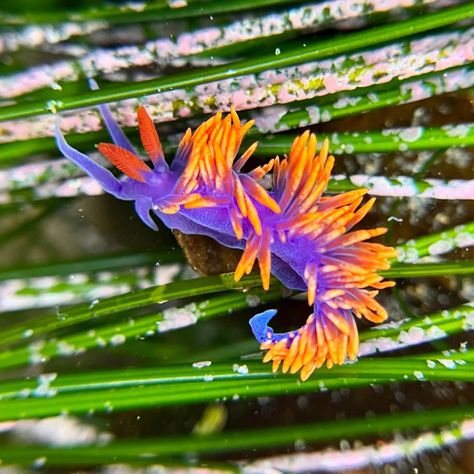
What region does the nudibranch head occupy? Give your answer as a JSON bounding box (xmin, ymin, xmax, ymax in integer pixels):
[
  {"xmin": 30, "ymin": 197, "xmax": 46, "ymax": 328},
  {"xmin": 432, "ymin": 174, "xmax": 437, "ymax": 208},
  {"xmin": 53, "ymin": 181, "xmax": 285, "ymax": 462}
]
[{"xmin": 56, "ymin": 103, "xmax": 396, "ymax": 381}]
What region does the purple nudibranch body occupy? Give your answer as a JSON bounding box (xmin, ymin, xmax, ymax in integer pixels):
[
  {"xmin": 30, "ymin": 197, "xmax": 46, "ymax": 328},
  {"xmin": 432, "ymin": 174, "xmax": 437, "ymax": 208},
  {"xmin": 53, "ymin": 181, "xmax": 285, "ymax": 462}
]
[{"xmin": 56, "ymin": 99, "xmax": 396, "ymax": 381}]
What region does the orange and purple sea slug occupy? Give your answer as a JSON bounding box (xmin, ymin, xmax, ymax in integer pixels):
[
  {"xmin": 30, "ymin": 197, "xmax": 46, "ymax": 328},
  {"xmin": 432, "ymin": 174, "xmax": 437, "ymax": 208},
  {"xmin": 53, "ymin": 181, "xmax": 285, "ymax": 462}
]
[{"xmin": 55, "ymin": 99, "xmax": 397, "ymax": 381}]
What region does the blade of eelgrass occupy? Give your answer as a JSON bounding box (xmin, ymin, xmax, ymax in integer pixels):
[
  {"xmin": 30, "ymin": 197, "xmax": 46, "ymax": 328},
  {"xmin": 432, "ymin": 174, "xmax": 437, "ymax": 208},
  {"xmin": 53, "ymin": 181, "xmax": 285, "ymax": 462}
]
[
  {"xmin": 249, "ymin": 65, "xmax": 474, "ymax": 135},
  {"xmin": 0, "ymin": 355, "xmax": 473, "ymax": 421},
  {"xmin": 359, "ymin": 303, "xmax": 474, "ymax": 356},
  {"xmin": 381, "ymin": 261, "xmax": 474, "ymax": 278},
  {"xmin": 2, "ymin": 120, "xmax": 473, "ymax": 171},
  {"xmin": 0, "ymin": 286, "xmax": 284, "ymax": 371},
  {"xmin": 0, "ymin": 0, "xmax": 307, "ymax": 25},
  {"xmin": 6, "ymin": 10, "xmax": 467, "ymax": 104},
  {"xmin": 0, "ymin": 273, "xmax": 270, "ymax": 347},
  {"xmin": 257, "ymin": 124, "xmax": 474, "ymax": 155},
  {"xmin": 0, "ymin": 297, "xmax": 471, "ymax": 419},
  {"xmin": 396, "ymin": 221, "xmax": 474, "ymax": 262},
  {"xmin": 0, "ymin": 3, "xmax": 472, "ymax": 122},
  {"xmin": 0, "ymin": 260, "xmax": 471, "ymax": 349},
  {"xmin": 1, "ymin": 63, "xmax": 471, "ymax": 163},
  {"xmin": 1, "ymin": 273, "xmax": 470, "ymax": 372},
  {"xmin": 0, "ymin": 405, "xmax": 471, "ymax": 465},
  {"xmin": 326, "ymin": 175, "xmax": 474, "ymax": 199},
  {"xmin": 0, "ymin": 264, "xmax": 186, "ymax": 312},
  {"xmin": 1, "ymin": 224, "xmax": 470, "ymax": 313},
  {"xmin": 241, "ymin": 419, "xmax": 474, "ymax": 473},
  {"xmin": 0, "ymin": 250, "xmax": 181, "ymax": 281}
]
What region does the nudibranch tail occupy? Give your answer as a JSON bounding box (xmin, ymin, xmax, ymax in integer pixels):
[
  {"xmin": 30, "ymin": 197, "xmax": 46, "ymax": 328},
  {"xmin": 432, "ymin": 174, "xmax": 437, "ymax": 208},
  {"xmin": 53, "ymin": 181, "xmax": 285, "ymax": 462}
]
[
  {"xmin": 56, "ymin": 103, "xmax": 396, "ymax": 382},
  {"xmin": 246, "ymin": 128, "xmax": 396, "ymax": 379}
]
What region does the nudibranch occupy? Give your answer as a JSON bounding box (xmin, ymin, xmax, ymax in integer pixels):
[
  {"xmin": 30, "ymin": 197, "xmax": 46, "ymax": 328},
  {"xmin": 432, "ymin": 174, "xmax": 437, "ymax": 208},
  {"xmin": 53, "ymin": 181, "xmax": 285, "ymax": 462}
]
[{"xmin": 56, "ymin": 102, "xmax": 397, "ymax": 381}]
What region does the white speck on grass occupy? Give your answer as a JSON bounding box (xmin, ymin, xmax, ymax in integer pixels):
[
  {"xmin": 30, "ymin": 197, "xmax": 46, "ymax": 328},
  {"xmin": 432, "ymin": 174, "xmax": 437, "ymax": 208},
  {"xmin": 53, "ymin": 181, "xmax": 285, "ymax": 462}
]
[
  {"xmin": 110, "ymin": 334, "xmax": 126, "ymax": 346},
  {"xmin": 438, "ymin": 359, "xmax": 457, "ymax": 369},
  {"xmin": 399, "ymin": 326, "xmax": 425, "ymax": 344},
  {"xmin": 399, "ymin": 127, "xmax": 422, "ymax": 142},
  {"xmin": 373, "ymin": 319, "xmax": 406, "ymax": 330},
  {"xmin": 455, "ymin": 232, "xmax": 474, "ymax": 248},
  {"xmin": 367, "ymin": 93, "xmax": 378, "ymax": 102},
  {"xmin": 344, "ymin": 144, "xmax": 354, "ymax": 153},
  {"xmin": 358, "ymin": 337, "xmax": 398, "ymax": 356},
  {"xmin": 96, "ymin": 337, "xmax": 106, "ymax": 347},
  {"xmin": 403, "ymin": 247, "xmax": 419, "ymax": 263},
  {"xmin": 154, "ymin": 263, "xmax": 181, "ymax": 286},
  {"xmin": 333, "ymin": 96, "xmax": 361, "ymax": 109},
  {"xmin": 168, "ymin": 0, "xmax": 188, "ymax": 7},
  {"xmin": 33, "ymin": 373, "xmax": 58, "ymax": 397},
  {"xmin": 33, "ymin": 457, "xmax": 47, "ymax": 468},
  {"xmin": 19, "ymin": 388, "xmax": 32, "ymax": 398},
  {"xmin": 29, "ymin": 340, "xmax": 47, "ymax": 365},
  {"xmin": 321, "ymin": 110, "xmax": 331, "ymax": 122},
  {"xmin": 157, "ymin": 303, "xmax": 199, "ymax": 332},
  {"xmin": 306, "ymin": 106, "xmax": 320, "ymax": 124},
  {"xmin": 426, "ymin": 360, "xmax": 436, "ymax": 369},
  {"xmin": 203, "ymin": 374, "xmax": 214, "ymax": 382},
  {"xmin": 413, "ymin": 371, "xmax": 424, "ymax": 380},
  {"xmin": 10, "ymin": 416, "xmax": 111, "ymax": 446},
  {"xmin": 232, "ymin": 364, "xmax": 249, "ymax": 374},
  {"xmin": 45, "ymin": 100, "xmax": 63, "ymax": 113},
  {"xmin": 445, "ymin": 124, "xmax": 469, "ymax": 138},
  {"xmin": 89, "ymin": 299, "xmax": 99, "ymax": 309},
  {"xmin": 428, "ymin": 239, "xmax": 453, "ymax": 255},
  {"xmin": 23, "ymin": 329, "xmax": 33, "ymax": 338},
  {"xmin": 57, "ymin": 341, "xmax": 76, "ymax": 356},
  {"xmin": 463, "ymin": 312, "xmax": 474, "ymax": 331},
  {"xmin": 192, "ymin": 361, "xmax": 212, "ymax": 369},
  {"xmin": 426, "ymin": 326, "xmax": 447, "ymax": 339}
]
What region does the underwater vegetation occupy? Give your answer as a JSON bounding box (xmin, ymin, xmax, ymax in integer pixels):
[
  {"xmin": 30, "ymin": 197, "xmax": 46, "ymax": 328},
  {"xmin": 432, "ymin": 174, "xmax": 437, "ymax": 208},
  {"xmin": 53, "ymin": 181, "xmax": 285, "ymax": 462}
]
[{"xmin": 0, "ymin": 0, "xmax": 473, "ymax": 472}]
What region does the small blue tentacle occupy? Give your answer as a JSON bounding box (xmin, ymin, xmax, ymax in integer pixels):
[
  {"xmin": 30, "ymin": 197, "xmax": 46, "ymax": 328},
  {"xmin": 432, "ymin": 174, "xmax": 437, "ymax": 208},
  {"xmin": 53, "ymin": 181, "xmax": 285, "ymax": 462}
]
[
  {"xmin": 135, "ymin": 199, "xmax": 158, "ymax": 231},
  {"xmin": 249, "ymin": 309, "xmax": 290, "ymax": 343},
  {"xmin": 55, "ymin": 123, "xmax": 124, "ymax": 198},
  {"xmin": 88, "ymin": 78, "xmax": 137, "ymax": 154}
]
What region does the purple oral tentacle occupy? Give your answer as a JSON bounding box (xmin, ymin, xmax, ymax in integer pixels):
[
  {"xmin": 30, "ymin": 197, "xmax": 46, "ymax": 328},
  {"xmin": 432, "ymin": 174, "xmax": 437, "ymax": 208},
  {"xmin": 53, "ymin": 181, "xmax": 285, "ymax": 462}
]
[
  {"xmin": 55, "ymin": 123, "xmax": 124, "ymax": 198},
  {"xmin": 88, "ymin": 78, "xmax": 137, "ymax": 155}
]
